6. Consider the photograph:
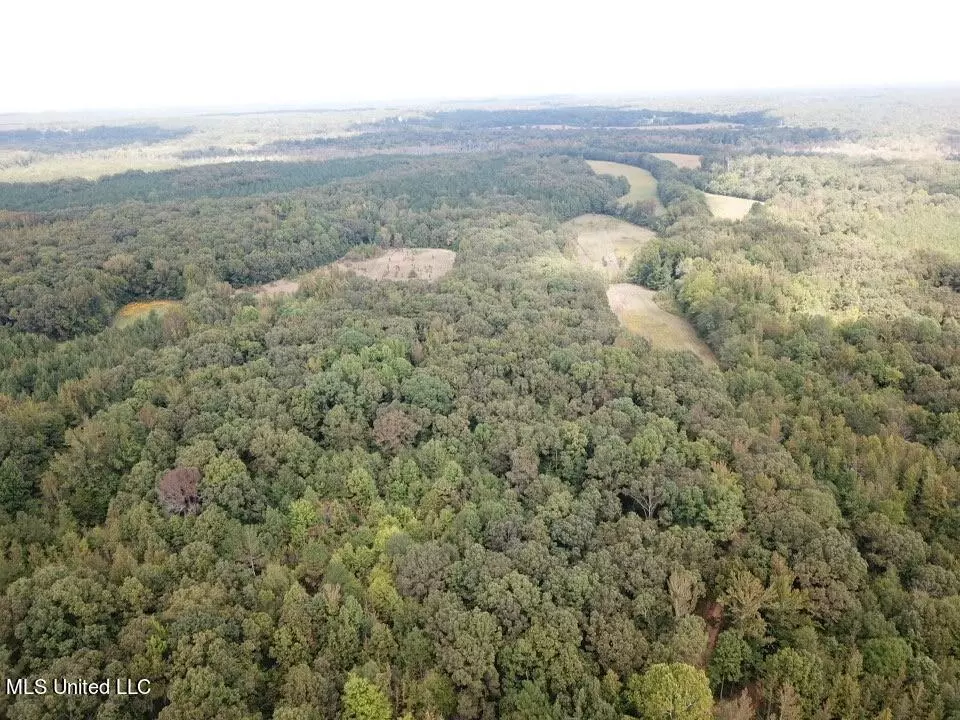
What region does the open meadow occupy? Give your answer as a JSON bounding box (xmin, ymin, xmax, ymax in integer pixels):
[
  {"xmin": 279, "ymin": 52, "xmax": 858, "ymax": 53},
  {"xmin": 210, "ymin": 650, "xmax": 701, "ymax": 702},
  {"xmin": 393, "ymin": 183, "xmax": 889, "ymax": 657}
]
[
  {"xmin": 651, "ymin": 152, "xmax": 703, "ymax": 169},
  {"xmin": 607, "ymin": 283, "xmax": 717, "ymax": 364},
  {"xmin": 562, "ymin": 214, "xmax": 655, "ymax": 280},
  {"xmin": 703, "ymin": 191, "xmax": 758, "ymax": 220},
  {"xmin": 587, "ymin": 159, "xmax": 662, "ymax": 209},
  {"xmin": 561, "ymin": 213, "xmax": 712, "ymax": 363},
  {"xmin": 239, "ymin": 248, "xmax": 458, "ymax": 299}
]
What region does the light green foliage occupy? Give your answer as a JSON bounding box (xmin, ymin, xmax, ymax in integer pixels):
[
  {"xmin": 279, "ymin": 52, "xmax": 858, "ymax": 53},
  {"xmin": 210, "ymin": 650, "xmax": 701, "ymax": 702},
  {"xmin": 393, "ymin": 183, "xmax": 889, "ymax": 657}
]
[
  {"xmin": 721, "ymin": 570, "xmax": 769, "ymax": 640},
  {"xmin": 627, "ymin": 662, "xmax": 713, "ymax": 720},
  {"xmin": 367, "ymin": 565, "xmax": 402, "ymax": 618},
  {"xmin": 288, "ymin": 495, "xmax": 319, "ymax": 547},
  {"xmin": 341, "ymin": 674, "xmax": 392, "ymax": 720},
  {"xmin": 346, "ymin": 467, "xmax": 378, "ymax": 508},
  {"xmin": 42, "ymin": 402, "xmax": 146, "ymax": 525}
]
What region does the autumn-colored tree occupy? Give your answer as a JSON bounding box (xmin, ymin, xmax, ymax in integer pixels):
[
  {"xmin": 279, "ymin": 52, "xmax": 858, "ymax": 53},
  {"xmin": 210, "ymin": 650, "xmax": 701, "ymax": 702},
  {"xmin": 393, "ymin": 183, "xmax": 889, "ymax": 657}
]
[{"xmin": 373, "ymin": 407, "xmax": 421, "ymax": 454}]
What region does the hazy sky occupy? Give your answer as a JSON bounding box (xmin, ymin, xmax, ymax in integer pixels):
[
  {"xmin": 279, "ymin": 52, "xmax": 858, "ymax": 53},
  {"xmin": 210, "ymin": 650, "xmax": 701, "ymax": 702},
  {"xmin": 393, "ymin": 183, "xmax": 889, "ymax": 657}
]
[{"xmin": 4, "ymin": 0, "xmax": 958, "ymax": 112}]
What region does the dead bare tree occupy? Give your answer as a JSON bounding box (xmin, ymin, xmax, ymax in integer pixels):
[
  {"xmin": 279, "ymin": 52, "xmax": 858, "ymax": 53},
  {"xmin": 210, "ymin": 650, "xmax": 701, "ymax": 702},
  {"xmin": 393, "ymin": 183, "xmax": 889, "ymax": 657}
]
[{"xmin": 158, "ymin": 467, "xmax": 201, "ymax": 516}]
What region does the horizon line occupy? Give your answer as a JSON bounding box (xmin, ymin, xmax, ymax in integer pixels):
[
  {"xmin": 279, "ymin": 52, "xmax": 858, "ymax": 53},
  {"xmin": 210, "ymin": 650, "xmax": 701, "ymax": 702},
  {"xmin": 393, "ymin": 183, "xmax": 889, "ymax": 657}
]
[{"xmin": 2, "ymin": 82, "xmax": 958, "ymax": 120}]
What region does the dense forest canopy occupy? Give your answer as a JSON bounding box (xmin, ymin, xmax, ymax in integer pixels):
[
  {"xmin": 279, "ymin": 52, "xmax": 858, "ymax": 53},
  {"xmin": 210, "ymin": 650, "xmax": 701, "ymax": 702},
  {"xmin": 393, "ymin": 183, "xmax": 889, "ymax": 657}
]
[
  {"xmin": 1, "ymin": 94, "xmax": 960, "ymax": 720},
  {"xmin": 259, "ymin": 124, "xmax": 849, "ymax": 162},
  {"xmin": 0, "ymin": 156, "xmax": 421, "ymax": 212},
  {"xmin": 0, "ymin": 155, "xmax": 618, "ymax": 338},
  {"xmin": 0, "ymin": 125, "xmax": 193, "ymax": 153}
]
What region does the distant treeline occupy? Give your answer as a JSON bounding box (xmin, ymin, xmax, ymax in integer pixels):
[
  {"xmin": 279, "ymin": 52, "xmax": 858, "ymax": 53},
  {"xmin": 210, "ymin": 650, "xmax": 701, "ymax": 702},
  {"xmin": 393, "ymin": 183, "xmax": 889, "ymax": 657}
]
[
  {"xmin": 375, "ymin": 107, "xmax": 778, "ymax": 129},
  {"xmin": 0, "ymin": 124, "xmax": 193, "ymax": 153},
  {"xmin": 262, "ymin": 124, "xmax": 850, "ymax": 161},
  {"xmin": 0, "ymin": 156, "xmax": 416, "ymax": 212}
]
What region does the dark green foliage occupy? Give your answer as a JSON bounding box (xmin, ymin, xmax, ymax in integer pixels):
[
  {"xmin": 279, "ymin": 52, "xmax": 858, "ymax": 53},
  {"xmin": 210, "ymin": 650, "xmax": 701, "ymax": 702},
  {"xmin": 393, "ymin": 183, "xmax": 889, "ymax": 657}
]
[
  {"xmin": 0, "ymin": 156, "xmax": 405, "ymax": 211},
  {"xmin": 263, "ymin": 111, "xmax": 844, "ymax": 161},
  {"xmin": 0, "ymin": 124, "xmax": 193, "ymax": 153}
]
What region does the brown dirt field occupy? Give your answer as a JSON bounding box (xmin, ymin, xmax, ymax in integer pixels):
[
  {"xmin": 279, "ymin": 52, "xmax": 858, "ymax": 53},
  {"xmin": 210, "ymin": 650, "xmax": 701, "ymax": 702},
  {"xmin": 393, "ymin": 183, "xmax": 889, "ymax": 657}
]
[
  {"xmin": 563, "ymin": 214, "xmax": 655, "ymax": 280},
  {"xmin": 333, "ymin": 248, "xmax": 456, "ymax": 281},
  {"xmin": 704, "ymin": 193, "xmax": 759, "ymax": 221},
  {"xmin": 241, "ymin": 248, "xmax": 457, "ymax": 300},
  {"xmin": 606, "ymin": 284, "xmax": 716, "ymax": 365},
  {"xmin": 652, "ymin": 152, "xmax": 703, "ymax": 169}
]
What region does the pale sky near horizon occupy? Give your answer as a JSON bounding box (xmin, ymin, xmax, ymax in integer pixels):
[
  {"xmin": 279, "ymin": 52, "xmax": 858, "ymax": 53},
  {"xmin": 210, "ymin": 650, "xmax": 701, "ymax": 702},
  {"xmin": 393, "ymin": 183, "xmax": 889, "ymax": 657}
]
[{"xmin": 3, "ymin": 0, "xmax": 958, "ymax": 113}]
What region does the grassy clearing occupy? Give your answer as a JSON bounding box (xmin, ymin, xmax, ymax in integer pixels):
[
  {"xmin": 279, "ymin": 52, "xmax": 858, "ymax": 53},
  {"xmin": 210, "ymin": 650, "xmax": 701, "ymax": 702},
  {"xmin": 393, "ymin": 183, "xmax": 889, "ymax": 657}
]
[
  {"xmin": 114, "ymin": 300, "xmax": 181, "ymax": 328},
  {"xmin": 243, "ymin": 248, "xmax": 458, "ymax": 298},
  {"xmin": 606, "ymin": 284, "xmax": 716, "ymax": 365},
  {"xmin": 587, "ymin": 160, "xmax": 662, "ymax": 209},
  {"xmin": 332, "ymin": 248, "xmax": 456, "ymax": 281},
  {"xmin": 562, "ymin": 214, "xmax": 655, "ymax": 280},
  {"xmin": 704, "ymin": 192, "xmax": 758, "ymax": 220},
  {"xmin": 551, "ymin": 213, "xmax": 715, "ymax": 364},
  {"xmin": 652, "ymin": 152, "xmax": 703, "ymax": 169}
]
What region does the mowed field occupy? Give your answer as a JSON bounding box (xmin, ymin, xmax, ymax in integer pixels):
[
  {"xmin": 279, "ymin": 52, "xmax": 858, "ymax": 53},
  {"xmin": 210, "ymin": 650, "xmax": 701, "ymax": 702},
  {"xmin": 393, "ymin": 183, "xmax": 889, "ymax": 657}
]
[
  {"xmin": 114, "ymin": 300, "xmax": 181, "ymax": 327},
  {"xmin": 563, "ymin": 214, "xmax": 655, "ymax": 280},
  {"xmin": 606, "ymin": 284, "xmax": 717, "ymax": 365},
  {"xmin": 587, "ymin": 160, "xmax": 662, "ymax": 209},
  {"xmin": 652, "ymin": 152, "xmax": 703, "ymax": 169},
  {"xmin": 704, "ymin": 192, "xmax": 758, "ymax": 220}
]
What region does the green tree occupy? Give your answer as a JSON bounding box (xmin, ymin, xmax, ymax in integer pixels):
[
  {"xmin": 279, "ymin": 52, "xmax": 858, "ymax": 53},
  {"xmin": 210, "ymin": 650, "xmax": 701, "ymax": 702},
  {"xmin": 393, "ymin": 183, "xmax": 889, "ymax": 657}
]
[
  {"xmin": 627, "ymin": 663, "xmax": 713, "ymax": 720},
  {"xmin": 199, "ymin": 450, "xmax": 265, "ymax": 523},
  {"xmin": 709, "ymin": 631, "xmax": 751, "ymax": 695},
  {"xmin": 341, "ymin": 674, "xmax": 392, "ymax": 720}
]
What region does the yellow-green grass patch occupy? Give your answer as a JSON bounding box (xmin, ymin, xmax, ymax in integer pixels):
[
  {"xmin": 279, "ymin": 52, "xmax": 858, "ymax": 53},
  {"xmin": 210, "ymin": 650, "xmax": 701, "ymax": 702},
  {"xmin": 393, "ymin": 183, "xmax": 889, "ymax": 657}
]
[
  {"xmin": 562, "ymin": 214, "xmax": 655, "ymax": 280},
  {"xmin": 114, "ymin": 300, "xmax": 182, "ymax": 328},
  {"xmin": 587, "ymin": 160, "xmax": 662, "ymax": 209},
  {"xmin": 704, "ymin": 192, "xmax": 759, "ymax": 221},
  {"xmin": 606, "ymin": 284, "xmax": 716, "ymax": 365},
  {"xmin": 652, "ymin": 152, "xmax": 703, "ymax": 169}
]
